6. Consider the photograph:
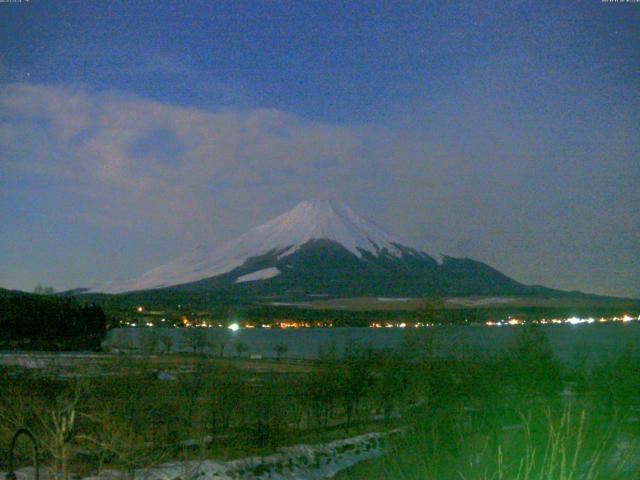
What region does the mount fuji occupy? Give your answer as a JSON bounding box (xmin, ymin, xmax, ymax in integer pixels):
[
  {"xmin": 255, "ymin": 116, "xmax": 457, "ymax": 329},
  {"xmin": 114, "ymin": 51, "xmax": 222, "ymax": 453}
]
[{"xmin": 89, "ymin": 199, "xmax": 544, "ymax": 297}]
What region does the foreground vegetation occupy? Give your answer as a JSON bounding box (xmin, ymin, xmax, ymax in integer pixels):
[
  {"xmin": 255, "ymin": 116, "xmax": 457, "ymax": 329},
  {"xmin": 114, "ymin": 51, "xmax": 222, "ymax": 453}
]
[
  {"xmin": 0, "ymin": 326, "xmax": 638, "ymax": 479},
  {"xmin": 0, "ymin": 350, "xmax": 400, "ymax": 479},
  {"xmin": 337, "ymin": 328, "xmax": 640, "ymax": 479}
]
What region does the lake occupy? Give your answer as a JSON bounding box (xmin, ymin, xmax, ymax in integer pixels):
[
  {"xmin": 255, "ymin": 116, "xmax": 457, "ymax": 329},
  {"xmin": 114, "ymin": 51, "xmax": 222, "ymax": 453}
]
[{"xmin": 105, "ymin": 323, "xmax": 640, "ymax": 364}]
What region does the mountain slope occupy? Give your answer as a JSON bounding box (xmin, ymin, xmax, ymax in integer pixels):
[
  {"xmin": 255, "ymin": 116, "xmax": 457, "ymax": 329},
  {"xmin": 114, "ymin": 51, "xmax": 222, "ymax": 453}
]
[
  {"xmin": 170, "ymin": 239, "xmax": 534, "ymax": 298},
  {"xmin": 88, "ymin": 199, "xmax": 551, "ymax": 298},
  {"xmin": 90, "ymin": 200, "xmax": 413, "ymax": 294}
]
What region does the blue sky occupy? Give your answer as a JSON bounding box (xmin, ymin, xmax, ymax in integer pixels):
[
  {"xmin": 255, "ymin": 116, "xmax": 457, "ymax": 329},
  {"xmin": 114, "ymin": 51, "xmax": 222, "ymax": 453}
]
[{"xmin": 1, "ymin": 0, "xmax": 639, "ymax": 297}]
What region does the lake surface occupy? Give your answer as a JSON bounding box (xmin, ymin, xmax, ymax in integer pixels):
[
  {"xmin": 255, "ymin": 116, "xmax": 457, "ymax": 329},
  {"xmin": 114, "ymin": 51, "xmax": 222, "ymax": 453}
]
[{"xmin": 106, "ymin": 323, "xmax": 640, "ymax": 364}]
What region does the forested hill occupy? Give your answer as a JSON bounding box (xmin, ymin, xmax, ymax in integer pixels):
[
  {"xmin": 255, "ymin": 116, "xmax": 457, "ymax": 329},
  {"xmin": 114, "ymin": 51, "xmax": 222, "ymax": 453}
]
[{"xmin": 0, "ymin": 288, "xmax": 107, "ymax": 350}]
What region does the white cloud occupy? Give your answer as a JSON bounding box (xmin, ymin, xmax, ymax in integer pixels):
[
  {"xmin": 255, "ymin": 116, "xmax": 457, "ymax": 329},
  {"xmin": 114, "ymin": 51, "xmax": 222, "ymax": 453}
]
[{"xmin": 0, "ymin": 83, "xmax": 381, "ymax": 239}]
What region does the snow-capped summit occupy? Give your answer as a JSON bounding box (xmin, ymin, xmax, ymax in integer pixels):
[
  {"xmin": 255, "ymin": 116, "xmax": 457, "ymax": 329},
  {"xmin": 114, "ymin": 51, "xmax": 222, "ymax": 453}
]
[
  {"xmin": 90, "ymin": 199, "xmax": 416, "ymax": 294},
  {"xmin": 253, "ymin": 199, "xmax": 407, "ymax": 258}
]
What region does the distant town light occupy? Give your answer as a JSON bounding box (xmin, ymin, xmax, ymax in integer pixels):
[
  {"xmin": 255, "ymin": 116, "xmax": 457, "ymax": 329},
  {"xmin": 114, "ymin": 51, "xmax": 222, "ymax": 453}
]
[
  {"xmin": 228, "ymin": 323, "xmax": 240, "ymax": 332},
  {"xmin": 567, "ymin": 317, "xmax": 594, "ymax": 325},
  {"xmin": 137, "ymin": 306, "xmax": 144, "ymax": 313}
]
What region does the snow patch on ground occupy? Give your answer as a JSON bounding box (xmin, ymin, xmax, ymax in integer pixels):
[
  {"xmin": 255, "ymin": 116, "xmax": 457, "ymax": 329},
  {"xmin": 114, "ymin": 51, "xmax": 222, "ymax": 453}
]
[
  {"xmin": 268, "ymin": 302, "xmax": 312, "ymax": 307},
  {"xmin": 77, "ymin": 430, "xmax": 399, "ymax": 480},
  {"xmin": 235, "ymin": 267, "xmax": 281, "ymax": 283},
  {"xmin": 445, "ymin": 297, "xmax": 517, "ymax": 307}
]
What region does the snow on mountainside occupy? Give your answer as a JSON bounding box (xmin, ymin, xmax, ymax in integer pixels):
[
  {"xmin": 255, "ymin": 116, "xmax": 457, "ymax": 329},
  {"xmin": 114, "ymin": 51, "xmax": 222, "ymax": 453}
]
[
  {"xmin": 90, "ymin": 200, "xmax": 419, "ymax": 294},
  {"xmin": 235, "ymin": 267, "xmax": 281, "ymax": 284}
]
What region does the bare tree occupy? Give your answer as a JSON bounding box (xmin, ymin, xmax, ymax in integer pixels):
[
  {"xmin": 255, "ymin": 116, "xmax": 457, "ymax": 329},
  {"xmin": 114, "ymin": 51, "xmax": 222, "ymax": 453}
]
[
  {"xmin": 34, "ymin": 284, "xmax": 56, "ymax": 295},
  {"xmin": 217, "ymin": 337, "xmax": 227, "ymax": 358},
  {"xmin": 401, "ymin": 327, "xmax": 438, "ymax": 360},
  {"xmin": 182, "ymin": 328, "xmax": 209, "ymax": 355},
  {"xmin": 210, "ymin": 329, "xmax": 227, "ymax": 358},
  {"xmin": 235, "ymin": 341, "xmax": 248, "ymax": 358},
  {"xmin": 139, "ymin": 328, "xmax": 159, "ymax": 354},
  {"xmin": 161, "ymin": 335, "xmax": 174, "ymax": 354},
  {"xmin": 273, "ymin": 343, "xmax": 288, "ymax": 361}
]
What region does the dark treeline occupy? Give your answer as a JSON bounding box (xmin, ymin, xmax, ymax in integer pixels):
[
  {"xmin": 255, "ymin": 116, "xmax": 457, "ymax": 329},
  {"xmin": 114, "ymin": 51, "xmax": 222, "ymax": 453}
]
[{"xmin": 0, "ymin": 292, "xmax": 107, "ymax": 350}]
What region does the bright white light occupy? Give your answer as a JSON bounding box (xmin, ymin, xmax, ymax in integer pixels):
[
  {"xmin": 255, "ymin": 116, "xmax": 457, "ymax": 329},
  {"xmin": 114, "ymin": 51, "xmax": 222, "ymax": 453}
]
[
  {"xmin": 228, "ymin": 323, "xmax": 240, "ymax": 332},
  {"xmin": 567, "ymin": 317, "xmax": 594, "ymax": 325}
]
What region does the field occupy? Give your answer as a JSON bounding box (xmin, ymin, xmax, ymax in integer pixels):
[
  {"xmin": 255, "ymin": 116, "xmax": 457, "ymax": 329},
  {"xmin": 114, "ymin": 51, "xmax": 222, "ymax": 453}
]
[
  {"xmin": 1, "ymin": 326, "xmax": 639, "ymax": 479},
  {"xmin": 266, "ymin": 294, "xmax": 640, "ymax": 312}
]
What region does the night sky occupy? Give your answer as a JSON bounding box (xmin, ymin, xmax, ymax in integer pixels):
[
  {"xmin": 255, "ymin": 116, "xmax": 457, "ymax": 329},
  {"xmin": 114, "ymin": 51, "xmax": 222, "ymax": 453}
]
[{"xmin": 1, "ymin": 1, "xmax": 638, "ymax": 297}]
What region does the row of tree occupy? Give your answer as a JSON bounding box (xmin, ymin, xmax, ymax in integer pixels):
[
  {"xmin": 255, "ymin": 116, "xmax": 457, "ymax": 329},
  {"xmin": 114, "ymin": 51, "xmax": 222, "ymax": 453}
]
[
  {"xmin": 108, "ymin": 327, "xmax": 291, "ymax": 359},
  {"xmin": 0, "ymin": 293, "xmax": 107, "ymax": 350}
]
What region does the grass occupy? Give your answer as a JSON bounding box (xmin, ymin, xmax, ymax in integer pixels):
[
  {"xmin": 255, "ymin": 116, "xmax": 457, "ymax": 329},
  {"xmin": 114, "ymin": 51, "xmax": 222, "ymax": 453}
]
[
  {"xmin": 337, "ymin": 403, "xmax": 639, "ymax": 479},
  {"xmin": 336, "ymin": 330, "xmax": 640, "ymax": 479}
]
